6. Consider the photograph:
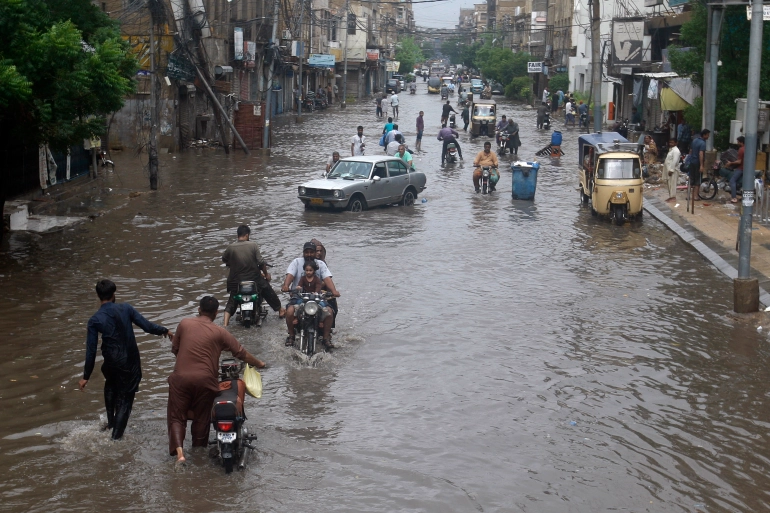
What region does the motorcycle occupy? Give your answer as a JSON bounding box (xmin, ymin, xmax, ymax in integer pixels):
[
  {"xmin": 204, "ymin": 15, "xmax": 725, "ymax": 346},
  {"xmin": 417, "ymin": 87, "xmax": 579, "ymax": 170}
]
[
  {"xmin": 234, "ymin": 281, "xmax": 268, "ymax": 329},
  {"xmin": 449, "ymin": 113, "xmax": 456, "ymax": 129},
  {"xmin": 409, "ymin": 84, "xmax": 416, "ymax": 95},
  {"xmin": 542, "ymin": 111, "xmax": 551, "ymax": 130},
  {"xmin": 290, "ymin": 289, "xmax": 334, "ymax": 357},
  {"xmin": 441, "ymin": 90, "xmax": 448, "ymax": 100},
  {"xmin": 579, "ymin": 111, "xmax": 588, "ymax": 128},
  {"xmin": 313, "ymin": 92, "xmax": 328, "ymax": 110},
  {"xmin": 302, "ymin": 92, "xmax": 315, "ymax": 112},
  {"xmin": 480, "ymin": 166, "xmax": 492, "ymax": 194},
  {"xmin": 445, "ymin": 142, "xmax": 458, "ymax": 163},
  {"xmin": 211, "ymin": 359, "xmax": 258, "ymax": 474},
  {"xmin": 496, "ymin": 131, "xmax": 510, "ymax": 156}
]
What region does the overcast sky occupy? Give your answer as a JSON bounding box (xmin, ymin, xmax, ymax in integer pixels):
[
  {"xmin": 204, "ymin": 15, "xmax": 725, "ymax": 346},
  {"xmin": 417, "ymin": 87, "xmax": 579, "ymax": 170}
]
[{"xmin": 413, "ymin": 0, "xmax": 476, "ymax": 29}]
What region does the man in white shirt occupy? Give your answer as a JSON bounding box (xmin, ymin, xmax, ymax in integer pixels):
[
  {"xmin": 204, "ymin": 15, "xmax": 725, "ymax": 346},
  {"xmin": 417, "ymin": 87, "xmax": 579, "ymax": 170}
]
[
  {"xmin": 664, "ymin": 138, "xmax": 681, "ymax": 202},
  {"xmin": 350, "ymin": 125, "xmax": 366, "ymax": 156},
  {"xmin": 390, "ymin": 93, "xmax": 399, "ymax": 119}
]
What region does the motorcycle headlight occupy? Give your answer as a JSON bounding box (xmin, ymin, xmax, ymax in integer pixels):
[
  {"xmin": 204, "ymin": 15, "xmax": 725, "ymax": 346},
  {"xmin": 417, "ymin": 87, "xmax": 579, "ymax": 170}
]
[
  {"xmin": 304, "ymin": 301, "xmax": 319, "ymax": 316},
  {"xmin": 298, "ymin": 186, "xmax": 306, "ymax": 196},
  {"xmin": 333, "ymin": 189, "xmax": 344, "ymax": 198}
]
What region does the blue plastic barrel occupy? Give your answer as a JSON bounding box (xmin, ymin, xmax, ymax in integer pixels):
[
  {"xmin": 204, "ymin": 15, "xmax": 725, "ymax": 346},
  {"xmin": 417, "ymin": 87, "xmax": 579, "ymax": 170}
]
[
  {"xmin": 551, "ymin": 131, "xmax": 562, "ymax": 146},
  {"xmin": 511, "ymin": 161, "xmax": 540, "ymax": 200}
]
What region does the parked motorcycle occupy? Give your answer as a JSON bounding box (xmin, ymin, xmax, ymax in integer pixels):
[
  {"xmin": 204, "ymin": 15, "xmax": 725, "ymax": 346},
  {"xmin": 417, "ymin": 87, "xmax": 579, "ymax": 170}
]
[
  {"xmin": 446, "ymin": 142, "xmax": 459, "ymax": 164},
  {"xmin": 290, "ymin": 289, "xmax": 334, "ymax": 357},
  {"xmin": 233, "ymin": 281, "xmax": 268, "ymax": 329},
  {"xmin": 543, "ymin": 111, "xmax": 551, "ymax": 130},
  {"xmin": 211, "ymin": 359, "xmax": 258, "ymax": 474},
  {"xmin": 449, "ymin": 113, "xmax": 456, "ymax": 129},
  {"xmin": 496, "ymin": 131, "xmax": 510, "ymax": 156},
  {"xmin": 302, "ymin": 92, "xmax": 315, "ymax": 112}
]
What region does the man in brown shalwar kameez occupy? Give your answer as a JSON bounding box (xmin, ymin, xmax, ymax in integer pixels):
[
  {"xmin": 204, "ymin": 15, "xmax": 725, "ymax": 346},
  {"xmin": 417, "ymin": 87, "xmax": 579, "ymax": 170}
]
[{"xmin": 167, "ymin": 296, "xmax": 266, "ymax": 464}]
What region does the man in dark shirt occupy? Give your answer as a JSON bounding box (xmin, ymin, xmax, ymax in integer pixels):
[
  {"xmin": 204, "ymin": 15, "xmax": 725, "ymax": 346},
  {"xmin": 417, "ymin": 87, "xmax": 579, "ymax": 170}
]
[
  {"xmin": 441, "ymin": 100, "xmax": 458, "ymax": 127},
  {"xmin": 79, "ymin": 279, "xmax": 172, "ymax": 440},
  {"xmin": 687, "ymin": 129, "xmax": 710, "ymax": 208},
  {"xmin": 437, "ymin": 126, "xmax": 463, "ymax": 163},
  {"xmin": 222, "ymin": 225, "xmax": 283, "ymax": 326},
  {"xmin": 536, "ymin": 102, "xmax": 549, "ymax": 129}
]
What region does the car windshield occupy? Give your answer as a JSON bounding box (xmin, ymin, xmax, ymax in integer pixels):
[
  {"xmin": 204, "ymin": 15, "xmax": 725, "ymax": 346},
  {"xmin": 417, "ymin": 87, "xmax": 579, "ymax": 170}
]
[
  {"xmin": 472, "ymin": 80, "xmax": 482, "ymax": 86},
  {"xmin": 327, "ymin": 161, "xmax": 372, "ymax": 179},
  {"xmin": 597, "ymin": 158, "xmax": 640, "ymax": 179},
  {"xmin": 473, "ymin": 105, "xmax": 495, "ymax": 117}
]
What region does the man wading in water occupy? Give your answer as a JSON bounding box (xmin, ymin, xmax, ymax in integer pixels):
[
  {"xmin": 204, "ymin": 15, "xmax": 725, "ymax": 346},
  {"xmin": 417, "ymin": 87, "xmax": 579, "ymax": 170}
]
[{"xmin": 80, "ymin": 279, "xmax": 173, "ymax": 440}]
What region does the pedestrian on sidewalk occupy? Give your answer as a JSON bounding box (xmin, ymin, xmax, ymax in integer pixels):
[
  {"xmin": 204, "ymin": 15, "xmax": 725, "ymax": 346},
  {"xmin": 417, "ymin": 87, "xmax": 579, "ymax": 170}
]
[
  {"xmin": 727, "ymin": 136, "xmax": 746, "ymax": 204},
  {"xmin": 663, "ymin": 138, "xmax": 681, "ymax": 202},
  {"xmin": 687, "ymin": 129, "xmax": 710, "ymax": 207},
  {"xmin": 415, "ymin": 111, "xmax": 424, "ymax": 152}
]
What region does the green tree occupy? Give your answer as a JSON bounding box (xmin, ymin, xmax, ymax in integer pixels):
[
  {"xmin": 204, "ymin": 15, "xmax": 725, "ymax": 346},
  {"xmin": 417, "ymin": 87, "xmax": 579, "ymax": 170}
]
[
  {"xmin": 395, "ymin": 36, "xmax": 425, "ymax": 74},
  {"xmin": 0, "ymin": 0, "xmax": 136, "ymax": 151},
  {"xmin": 548, "ymin": 73, "xmax": 570, "ymax": 94},
  {"xmin": 669, "ymin": 3, "xmax": 770, "ymax": 149}
]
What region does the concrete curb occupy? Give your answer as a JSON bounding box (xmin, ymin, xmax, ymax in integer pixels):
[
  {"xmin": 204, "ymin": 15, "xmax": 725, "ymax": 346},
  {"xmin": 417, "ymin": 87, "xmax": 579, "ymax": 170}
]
[{"xmin": 644, "ymin": 200, "xmax": 770, "ymax": 308}]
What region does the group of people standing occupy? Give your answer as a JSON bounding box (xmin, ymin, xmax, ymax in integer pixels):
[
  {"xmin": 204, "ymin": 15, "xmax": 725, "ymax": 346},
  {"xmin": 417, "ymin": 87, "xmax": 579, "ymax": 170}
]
[{"xmin": 80, "ymin": 228, "xmax": 340, "ymax": 465}]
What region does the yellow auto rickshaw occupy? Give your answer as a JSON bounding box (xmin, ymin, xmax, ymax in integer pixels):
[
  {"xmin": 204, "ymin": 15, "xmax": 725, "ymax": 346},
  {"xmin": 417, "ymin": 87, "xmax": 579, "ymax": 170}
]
[
  {"xmin": 471, "ymin": 99, "xmax": 496, "ymax": 138},
  {"xmin": 578, "ymin": 132, "xmax": 643, "ymax": 224}
]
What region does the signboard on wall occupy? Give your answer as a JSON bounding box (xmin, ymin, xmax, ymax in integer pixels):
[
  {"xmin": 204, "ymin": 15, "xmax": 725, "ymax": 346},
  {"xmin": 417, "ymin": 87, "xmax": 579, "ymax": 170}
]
[
  {"xmin": 386, "ymin": 61, "xmax": 400, "ymax": 72},
  {"xmin": 527, "ymin": 61, "xmax": 543, "ymax": 73},
  {"xmin": 611, "ymin": 18, "xmax": 644, "ymax": 67},
  {"xmin": 366, "ymin": 49, "xmax": 380, "ymax": 61},
  {"xmin": 234, "ymin": 27, "xmax": 243, "ymax": 60},
  {"xmin": 308, "ymin": 54, "xmax": 336, "ymax": 68}
]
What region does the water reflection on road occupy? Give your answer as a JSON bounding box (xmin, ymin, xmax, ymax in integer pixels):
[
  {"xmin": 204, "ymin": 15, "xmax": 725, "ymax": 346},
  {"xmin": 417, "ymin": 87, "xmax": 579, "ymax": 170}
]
[{"xmin": 1, "ymin": 84, "xmax": 770, "ymax": 512}]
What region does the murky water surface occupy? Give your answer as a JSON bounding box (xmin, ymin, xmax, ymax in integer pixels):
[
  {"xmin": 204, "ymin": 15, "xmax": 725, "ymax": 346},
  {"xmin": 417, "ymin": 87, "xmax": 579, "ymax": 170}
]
[{"xmin": 2, "ymin": 86, "xmax": 770, "ymax": 512}]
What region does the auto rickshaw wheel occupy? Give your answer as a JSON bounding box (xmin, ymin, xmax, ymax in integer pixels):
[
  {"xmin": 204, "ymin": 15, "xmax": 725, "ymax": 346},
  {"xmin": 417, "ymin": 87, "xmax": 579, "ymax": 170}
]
[{"xmin": 580, "ymin": 186, "xmax": 590, "ymax": 204}]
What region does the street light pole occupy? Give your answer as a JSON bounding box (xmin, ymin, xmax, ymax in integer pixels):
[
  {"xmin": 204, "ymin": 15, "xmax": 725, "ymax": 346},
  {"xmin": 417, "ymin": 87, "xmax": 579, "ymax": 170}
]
[
  {"xmin": 589, "ymin": 0, "xmax": 601, "ymax": 132},
  {"xmin": 735, "ymin": 0, "xmax": 764, "ymax": 313},
  {"xmin": 263, "ymin": 0, "xmax": 280, "ymax": 150},
  {"xmin": 341, "ymin": 0, "xmax": 350, "ymax": 109},
  {"xmin": 297, "ymin": 0, "xmax": 305, "ymax": 121}
]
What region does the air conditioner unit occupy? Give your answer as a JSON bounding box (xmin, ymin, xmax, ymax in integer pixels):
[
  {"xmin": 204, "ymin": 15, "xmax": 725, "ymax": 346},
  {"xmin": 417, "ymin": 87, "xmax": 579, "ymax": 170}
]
[{"xmin": 282, "ymin": 29, "xmax": 292, "ymax": 40}]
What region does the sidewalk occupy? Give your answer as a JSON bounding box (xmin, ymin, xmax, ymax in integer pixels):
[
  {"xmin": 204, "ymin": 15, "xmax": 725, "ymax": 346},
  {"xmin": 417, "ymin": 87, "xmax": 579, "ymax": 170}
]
[{"xmin": 643, "ymin": 182, "xmax": 770, "ymax": 307}]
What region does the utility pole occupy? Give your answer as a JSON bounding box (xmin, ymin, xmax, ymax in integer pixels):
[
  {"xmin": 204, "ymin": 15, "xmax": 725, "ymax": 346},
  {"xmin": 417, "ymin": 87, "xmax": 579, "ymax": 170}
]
[
  {"xmin": 703, "ymin": 5, "xmax": 723, "ymax": 152},
  {"xmin": 341, "ymin": 0, "xmax": 350, "ymax": 110},
  {"xmin": 263, "ymin": 0, "xmax": 280, "ymax": 150},
  {"xmin": 297, "ymin": 0, "xmax": 305, "ymax": 121},
  {"xmin": 148, "ymin": 6, "xmax": 159, "ymax": 190},
  {"xmin": 735, "ymin": 0, "xmax": 763, "ymax": 313},
  {"xmin": 589, "ymin": 0, "xmax": 602, "ymax": 132}
]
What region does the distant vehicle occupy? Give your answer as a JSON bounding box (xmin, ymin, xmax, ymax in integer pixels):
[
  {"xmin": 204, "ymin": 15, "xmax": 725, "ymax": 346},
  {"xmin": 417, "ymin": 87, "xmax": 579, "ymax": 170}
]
[
  {"xmin": 421, "ymin": 66, "xmax": 429, "ymax": 75},
  {"xmin": 470, "ymin": 78, "xmax": 483, "ymax": 94},
  {"xmin": 298, "ymin": 156, "xmax": 427, "ymax": 212},
  {"xmin": 392, "ymin": 74, "xmax": 405, "ymax": 90},
  {"xmin": 490, "ymin": 81, "xmax": 504, "ymax": 95},
  {"xmin": 386, "ymin": 79, "xmax": 400, "ymax": 94},
  {"xmin": 427, "ymin": 76, "xmax": 441, "ymax": 94}
]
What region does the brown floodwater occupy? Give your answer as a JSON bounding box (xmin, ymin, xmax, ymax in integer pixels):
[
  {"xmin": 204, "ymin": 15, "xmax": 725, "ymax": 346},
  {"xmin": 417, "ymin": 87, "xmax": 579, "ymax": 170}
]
[{"xmin": 1, "ymin": 86, "xmax": 769, "ymax": 512}]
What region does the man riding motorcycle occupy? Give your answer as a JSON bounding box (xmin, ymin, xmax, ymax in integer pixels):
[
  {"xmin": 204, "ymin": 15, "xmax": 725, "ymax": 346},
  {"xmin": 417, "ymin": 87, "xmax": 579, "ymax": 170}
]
[
  {"xmin": 437, "ymin": 125, "xmax": 463, "ymax": 164},
  {"xmin": 221, "ymin": 225, "xmax": 283, "ymax": 326},
  {"xmin": 281, "ymin": 241, "xmax": 341, "ymax": 348},
  {"xmin": 473, "ymin": 141, "xmax": 500, "ymax": 192}
]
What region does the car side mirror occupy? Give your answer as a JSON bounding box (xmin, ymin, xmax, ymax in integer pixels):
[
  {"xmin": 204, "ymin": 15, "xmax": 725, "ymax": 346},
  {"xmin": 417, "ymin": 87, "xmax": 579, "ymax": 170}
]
[{"xmin": 372, "ymin": 175, "xmax": 381, "ymax": 182}]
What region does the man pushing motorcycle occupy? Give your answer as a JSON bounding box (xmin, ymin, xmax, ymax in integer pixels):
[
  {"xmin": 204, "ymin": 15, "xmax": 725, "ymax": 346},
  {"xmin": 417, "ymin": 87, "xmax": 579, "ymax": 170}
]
[{"xmin": 167, "ymin": 296, "xmax": 266, "ymax": 465}]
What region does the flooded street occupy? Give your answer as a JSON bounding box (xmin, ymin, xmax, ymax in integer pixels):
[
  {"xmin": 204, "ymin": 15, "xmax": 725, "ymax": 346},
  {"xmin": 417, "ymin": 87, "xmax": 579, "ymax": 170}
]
[{"xmin": 3, "ymin": 85, "xmax": 770, "ymax": 512}]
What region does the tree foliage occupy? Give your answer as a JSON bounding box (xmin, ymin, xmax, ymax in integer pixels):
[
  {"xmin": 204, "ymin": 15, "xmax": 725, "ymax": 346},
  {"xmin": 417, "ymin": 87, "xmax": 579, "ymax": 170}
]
[
  {"xmin": 396, "ymin": 36, "xmax": 424, "ymax": 74},
  {"xmin": 548, "ymin": 73, "xmax": 570, "ymax": 93},
  {"xmin": 669, "ymin": 3, "xmax": 770, "ymax": 149},
  {"xmin": 0, "ymin": 0, "xmax": 137, "ymax": 150}
]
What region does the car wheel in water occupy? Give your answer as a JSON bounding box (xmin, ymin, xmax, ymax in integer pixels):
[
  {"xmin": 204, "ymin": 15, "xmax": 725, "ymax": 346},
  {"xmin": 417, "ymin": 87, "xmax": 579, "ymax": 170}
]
[
  {"xmin": 401, "ymin": 190, "xmax": 416, "ymax": 206},
  {"xmin": 347, "ymin": 195, "xmax": 367, "ymax": 212}
]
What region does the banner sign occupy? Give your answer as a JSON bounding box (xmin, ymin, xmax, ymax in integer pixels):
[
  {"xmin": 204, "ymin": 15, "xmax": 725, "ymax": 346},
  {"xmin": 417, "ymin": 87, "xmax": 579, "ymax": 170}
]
[
  {"xmin": 366, "ymin": 49, "xmax": 380, "ymax": 60},
  {"xmin": 527, "ymin": 61, "xmax": 543, "ymax": 73},
  {"xmin": 234, "ymin": 27, "xmax": 243, "ymax": 60},
  {"xmin": 386, "ymin": 61, "xmax": 400, "ymax": 72},
  {"xmin": 308, "ymin": 54, "xmax": 336, "ymax": 68},
  {"xmin": 612, "ymin": 18, "xmax": 644, "ymax": 67}
]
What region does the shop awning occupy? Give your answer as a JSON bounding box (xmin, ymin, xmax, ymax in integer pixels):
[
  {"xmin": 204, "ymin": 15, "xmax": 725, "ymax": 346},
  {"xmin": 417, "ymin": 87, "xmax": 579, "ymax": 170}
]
[{"xmin": 660, "ymin": 87, "xmax": 690, "ymax": 111}]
